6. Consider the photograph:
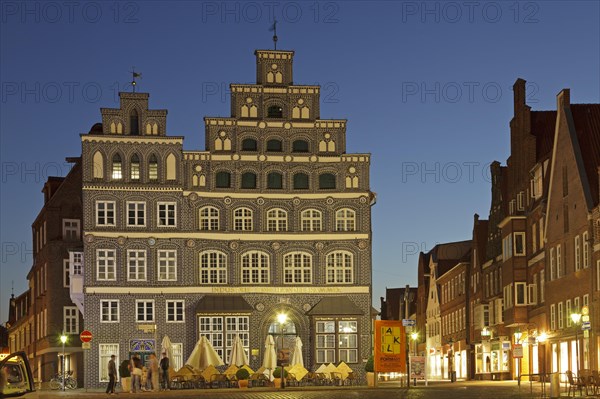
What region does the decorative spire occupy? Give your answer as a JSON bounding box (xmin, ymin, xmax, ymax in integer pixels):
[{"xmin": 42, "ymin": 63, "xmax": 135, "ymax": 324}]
[
  {"xmin": 130, "ymin": 67, "xmax": 142, "ymax": 93},
  {"xmin": 269, "ymin": 20, "xmax": 278, "ymax": 50}
]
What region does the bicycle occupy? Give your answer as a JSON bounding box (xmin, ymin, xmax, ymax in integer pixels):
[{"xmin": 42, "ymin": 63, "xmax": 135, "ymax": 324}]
[{"xmin": 49, "ymin": 371, "xmax": 77, "ymax": 390}]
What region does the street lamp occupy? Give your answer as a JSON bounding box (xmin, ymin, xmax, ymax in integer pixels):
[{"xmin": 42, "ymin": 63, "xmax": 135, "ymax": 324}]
[
  {"xmin": 571, "ymin": 313, "xmax": 582, "ymax": 375},
  {"xmin": 410, "ymin": 332, "xmax": 418, "ymax": 386},
  {"xmin": 277, "ymin": 313, "xmax": 288, "ymax": 389},
  {"xmin": 514, "ymin": 330, "xmax": 523, "ymax": 381},
  {"xmin": 537, "ymin": 332, "xmax": 547, "ymax": 381},
  {"xmin": 60, "ymin": 334, "xmax": 67, "ymax": 391}
]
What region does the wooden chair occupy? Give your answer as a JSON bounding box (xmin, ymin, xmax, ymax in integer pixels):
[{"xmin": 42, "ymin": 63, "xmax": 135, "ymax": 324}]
[
  {"xmin": 285, "ymin": 372, "xmax": 298, "ymax": 387},
  {"xmin": 249, "ymin": 372, "xmax": 268, "ymax": 388},
  {"xmin": 591, "ymin": 370, "xmax": 600, "ymax": 396},
  {"xmin": 344, "ymin": 371, "xmax": 358, "ymax": 386},
  {"xmin": 330, "ymin": 371, "xmax": 343, "ymax": 386},
  {"xmin": 209, "ymin": 373, "xmax": 228, "ymax": 388},
  {"xmin": 566, "ymin": 370, "xmax": 586, "ymax": 397},
  {"xmin": 300, "ymin": 371, "xmax": 316, "ymax": 386}
]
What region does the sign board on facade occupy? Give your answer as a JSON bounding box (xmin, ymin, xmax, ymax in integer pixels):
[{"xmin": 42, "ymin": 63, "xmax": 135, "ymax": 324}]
[
  {"xmin": 582, "ymin": 321, "xmax": 591, "ymax": 330},
  {"xmin": 582, "ymin": 306, "xmax": 589, "ymax": 315},
  {"xmin": 82, "ymin": 342, "xmax": 91, "ymax": 349},
  {"xmin": 402, "ymin": 319, "xmax": 416, "ymax": 327},
  {"xmin": 513, "ymin": 343, "xmax": 523, "ymax": 358},
  {"xmin": 80, "ymin": 330, "xmax": 93, "ymax": 343},
  {"xmin": 410, "ymin": 356, "xmax": 426, "ymax": 380},
  {"xmin": 374, "ymin": 320, "xmax": 406, "ymax": 373}
]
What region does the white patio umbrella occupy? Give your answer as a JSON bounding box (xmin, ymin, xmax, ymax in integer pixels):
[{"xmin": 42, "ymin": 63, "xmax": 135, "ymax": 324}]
[
  {"xmin": 262, "ymin": 335, "xmax": 277, "ymax": 381},
  {"xmin": 228, "ymin": 335, "xmax": 248, "ymax": 367},
  {"xmin": 185, "ymin": 336, "xmax": 224, "ymax": 370},
  {"xmin": 290, "ymin": 336, "xmax": 304, "ymax": 367},
  {"xmin": 161, "ymin": 335, "xmax": 173, "ymax": 362}
]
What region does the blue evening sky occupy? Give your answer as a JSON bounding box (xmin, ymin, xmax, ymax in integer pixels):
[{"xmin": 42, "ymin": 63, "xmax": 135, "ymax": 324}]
[{"xmin": 1, "ymin": 1, "xmax": 599, "ymax": 323}]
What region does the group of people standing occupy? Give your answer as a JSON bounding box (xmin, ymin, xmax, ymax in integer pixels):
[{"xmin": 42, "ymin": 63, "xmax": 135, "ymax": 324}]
[{"xmin": 105, "ymin": 352, "xmax": 170, "ymax": 394}]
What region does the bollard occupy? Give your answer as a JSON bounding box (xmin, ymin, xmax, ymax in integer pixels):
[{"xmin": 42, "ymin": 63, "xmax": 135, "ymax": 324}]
[{"xmin": 549, "ymin": 372, "xmax": 560, "ymax": 398}]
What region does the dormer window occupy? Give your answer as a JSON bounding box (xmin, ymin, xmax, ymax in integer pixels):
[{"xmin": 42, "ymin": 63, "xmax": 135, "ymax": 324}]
[{"xmin": 267, "ymin": 105, "xmax": 283, "ymax": 118}]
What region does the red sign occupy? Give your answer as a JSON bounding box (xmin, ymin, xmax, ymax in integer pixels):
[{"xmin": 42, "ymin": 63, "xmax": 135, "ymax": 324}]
[
  {"xmin": 80, "ymin": 330, "xmax": 93, "ymax": 343},
  {"xmin": 513, "ymin": 343, "xmax": 523, "ymax": 358}
]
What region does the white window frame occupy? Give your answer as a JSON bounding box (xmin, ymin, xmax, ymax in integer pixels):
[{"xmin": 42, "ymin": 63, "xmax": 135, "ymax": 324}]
[
  {"xmin": 558, "ymin": 302, "xmax": 564, "ymax": 329},
  {"xmin": 566, "ymin": 299, "xmax": 572, "ymax": 327},
  {"xmin": 335, "ymin": 208, "xmax": 356, "ymax": 232},
  {"xmin": 550, "ymin": 248, "xmax": 556, "ymax": 280},
  {"xmin": 127, "ymin": 201, "xmax": 146, "ymax": 227},
  {"xmin": 301, "ymin": 209, "xmax": 322, "ymax": 232},
  {"xmin": 198, "ymin": 315, "xmax": 249, "ymax": 361},
  {"xmin": 575, "ymin": 235, "xmax": 581, "ymax": 271},
  {"xmin": 157, "ymin": 202, "xmax": 177, "ymax": 227},
  {"xmin": 96, "ymin": 249, "xmax": 116, "ymax": 281},
  {"xmin": 63, "ymin": 259, "xmax": 70, "ymax": 287},
  {"xmin": 63, "ymin": 306, "xmax": 78, "ymax": 334},
  {"xmin": 158, "ymin": 250, "xmax": 177, "ymax": 281},
  {"xmin": 283, "ymin": 252, "xmax": 313, "ymax": 284},
  {"xmin": 502, "ymin": 234, "xmax": 513, "ymax": 261},
  {"xmin": 199, "ymin": 206, "xmax": 219, "ymax": 231},
  {"xmin": 171, "ymin": 343, "xmax": 183, "ymax": 371},
  {"xmin": 326, "ymin": 251, "xmax": 354, "ymax": 284},
  {"xmin": 266, "ymin": 208, "xmax": 288, "ymax": 232},
  {"xmin": 135, "ymin": 300, "xmax": 155, "ymax": 322},
  {"xmin": 127, "ymin": 249, "xmax": 147, "ymax": 281},
  {"xmin": 583, "ymin": 232, "xmax": 590, "ymax": 268},
  {"xmin": 166, "ymin": 300, "xmax": 185, "ymax": 323},
  {"xmin": 515, "ymin": 282, "xmax": 527, "ymax": 306},
  {"xmin": 241, "ymin": 251, "xmax": 270, "ymax": 284},
  {"xmin": 517, "ymin": 191, "xmax": 525, "ymax": 211},
  {"xmin": 96, "ymin": 201, "xmax": 115, "ymax": 226},
  {"xmin": 199, "ymin": 250, "xmax": 227, "ymax": 284},
  {"xmin": 528, "ymin": 283, "xmax": 537, "ymax": 305},
  {"xmin": 550, "ymin": 304, "xmax": 556, "ymax": 330},
  {"xmin": 540, "ymin": 270, "xmax": 545, "ymax": 303},
  {"xmin": 557, "ymin": 244, "xmax": 562, "ymax": 278},
  {"xmin": 583, "ymin": 294, "xmax": 589, "ymax": 308},
  {"xmin": 99, "ymin": 344, "xmax": 119, "ymax": 382},
  {"xmin": 233, "ymin": 207, "xmax": 253, "ymax": 231},
  {"xmin": 100, "ymin": 300, "xmax": 119, "ymax": 323},
  {"xmin": 62, "ymin": 219, "xmax": 80, "ymax": 240},
  {"xmin": 514, "ymin": 232, "xmax": 526, "ymax": 256}
]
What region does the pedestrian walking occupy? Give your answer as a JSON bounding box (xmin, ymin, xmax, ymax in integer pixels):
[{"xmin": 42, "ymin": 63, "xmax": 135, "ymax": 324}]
[
  {"xmin": 159, "ymin": 352, "xmax": 170, "ymax": 390},
  {"xmin": 147, "ymin": 353, "xmax": 159, "ymax": 392},
  {"xmin": 130, "ymin": 356, "xmax": 142, "ymax": 393},
  {"xmin": 105, "ymin": 355, "xmax": 117, "ymax": 395}
]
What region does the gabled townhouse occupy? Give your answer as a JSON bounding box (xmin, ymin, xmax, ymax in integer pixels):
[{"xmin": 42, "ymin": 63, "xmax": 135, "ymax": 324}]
[{"xmin": 6, "ymin": 160, "xmax": 84, "ymax": 386}]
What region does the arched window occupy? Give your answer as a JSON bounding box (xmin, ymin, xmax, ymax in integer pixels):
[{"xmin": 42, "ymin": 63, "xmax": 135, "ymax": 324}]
[
  {"xmin": 292, "ymin": 140, "xmax": 309, "ymax": 153},
  {"xmin": 130, "ymin": 154, "xmax": 140, "ymax": 180},
  {"xmin": 241, "ymin": 251, "xmax": 269, "ymax": 284},
  {"xmin": 326, "ymin": 251, "xmax": 354, "ymax": 284},
  {"xmin": 283, "ymin": 252, "xmax": 312, "ymax": 284},
  {"xmin": 92, "ymin": 151, "xmax": 104, "ymax": 179},
  {"xmin": 148, "ymin": 155, "xmax": 158, "ymax": 181},
  {"xmin": 112, "ymin": 154, "xmax": 122, "ymax": 180},
  {"xmin": 293, "ymin": 173, "xmax": 309, "ymax": 189},
  {"xmin": 241, "ymin": 138, "xmax": 257, "ymax": 151},
  {"xmin": 199, "ymin": 206, "xmax": 219, "ymax": 230},
  {"xmin": 199, "ymin": 251, "xmax": 227, "ymax": 284},
  {"xmin": 267, "ymin": 139, "xmax": 282, "ymax": 152},
  {"xmin": 301, "ymin": 209, "xmax": 322, "ymax": 231},
  {"xmin": 215, "ymin": 171, "xmax": 231, "ymax": 188},
  {"xmin": 233, "ymin": 208, "xmax": 253, "ymax": 231},
  {"xmin": 267, "ymin": 105, "xmax": 283, "ymax": 118},
  {"xmin": 166, "ymin": 153, "xmax": 176, "ymax": 180},
  {"xmin": 130, "ymin": 109, "xmax": 139, "ymax": 135},
  {"xmin": 335, "ymin": 208, "xmax": 356, "ymax": 231},
  {"xmin": 319, "ymin": 173, "xmax": 336, "ymax": 189},
  {"xmin": 241, "ymin": 172, "xmax": 257, "ymax": 189},
  {"xmin": 267, "ymin": 172, "xmax": 283, "ymax": 189},
  {"xmin": 266, "ymin": 208, "xmax": 287, "ymax": 232}
]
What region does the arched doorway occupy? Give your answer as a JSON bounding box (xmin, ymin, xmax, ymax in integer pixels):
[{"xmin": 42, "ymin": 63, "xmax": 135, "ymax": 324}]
[{"xmin": 268, "ymin": 319, "xmax": 297, "ymax": 366}]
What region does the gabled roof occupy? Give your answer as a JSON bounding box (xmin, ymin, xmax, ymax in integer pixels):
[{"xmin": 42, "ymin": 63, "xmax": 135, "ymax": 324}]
[
  {"xmin": 571, "ymin": 104, "xmax": 600, "ymax": 207},
  {"xmin": 531, "ymin": 110, "xmax": 557, "ymax": 161}
]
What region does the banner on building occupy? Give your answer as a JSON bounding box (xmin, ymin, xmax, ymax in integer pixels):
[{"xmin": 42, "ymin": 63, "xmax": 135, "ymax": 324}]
[
  {"xmin": 410, "ymin": 356, "xmax": 426, "ymax": 379},
  {"xmin": 374, "ymin": 320, "xmax": 406, "ymax": 372}
]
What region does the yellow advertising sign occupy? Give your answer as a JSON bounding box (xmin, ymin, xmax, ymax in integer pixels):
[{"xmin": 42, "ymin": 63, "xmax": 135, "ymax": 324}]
[{"xmin": 374, "ymin": 320, "xmax": 406, "ymax": 372}]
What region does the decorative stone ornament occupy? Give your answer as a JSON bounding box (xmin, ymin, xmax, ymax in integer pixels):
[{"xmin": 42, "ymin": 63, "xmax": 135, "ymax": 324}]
[
  {"xmin": 303, "ymin": 303, "xmax": 312, "ymax": 312},
  {"xmin": 256, "ymin": 303, "xmax": 265, "ymax": 311},
  {"xmin": 85, "ymin": 234, "xmax": 94, "ymax": 243},
  {"xmin": 148, "ymin": 238, "xmax": 156, "ymax": 246},
  {"xmin": 272, "ymin": 242, "xmax": 280, "ymax": 250},
  {"xmin": 187, "ymin": 240, "xmax": 195, "ymax": 248},
  {"xmin": 117, "ymin": 236, "xmax": 126, "ymax": 246},
  {"xmin": 189, "ymin": 192, "xmax": 198, "ymax": 201}
]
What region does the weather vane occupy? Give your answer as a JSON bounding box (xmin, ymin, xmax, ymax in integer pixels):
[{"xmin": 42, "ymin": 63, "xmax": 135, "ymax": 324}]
[
  {"xmin": 269, "ymin": 20, "xmax": 278, "ymax": 50},
  {"xmin": 130, "ymin": 67, "xmax": 142, "ymax": 93}
]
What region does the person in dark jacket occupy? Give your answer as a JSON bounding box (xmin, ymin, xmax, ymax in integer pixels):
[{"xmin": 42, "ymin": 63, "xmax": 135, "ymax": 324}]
[
  {"xmin": 159, "ymin": 352, "xmax": 170, "ymax": 390},
  {"xmin": 106, "ymin": 355, "xmax": 117, "ymax": 395}
]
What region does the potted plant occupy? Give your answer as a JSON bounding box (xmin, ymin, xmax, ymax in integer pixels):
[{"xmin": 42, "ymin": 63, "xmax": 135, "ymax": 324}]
[
  {"xmin": 236, "ymin": 368, "xmax": 250, "ymax": 389},
  {"xmin": 119, "ymin": 359, "xmax": 131, "ymax": 392},
  {"xmin": 365, "ymin": 355, "xmax": 375, "ymax": 387},
  {"xmin": 272, "ymin": 367, "xmax": 288, "ymax": 388}
]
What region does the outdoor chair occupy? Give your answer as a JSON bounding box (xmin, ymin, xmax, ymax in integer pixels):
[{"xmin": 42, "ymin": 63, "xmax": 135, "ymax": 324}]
[
  {"xmin": 249, "ymin": 373, "xmax": 268, "ymax": 388},
  {"xmin": 591, "ymin": 370, "xmax": 600, "ymax": 396},
  {"xmin": 566, "ymin": 370, "xmax": 586, "ymax": 397},
  {"xmin": 344, "ymin": 371, "xmax": 358, "ymax": 386},
  {"xmin": 300, "ymin": 372, "xmax": 316, "ymax": 386},
  {"xmin": 285, "ymin": 372, "xmax": 298, "ymax": 387},
  {"xmin": 330, "ymin": 371, "xmax": 343, "ymax": 386},
  {"xmin": 209, "ymin": 374, "xmax": 229, "ymax": 388}
]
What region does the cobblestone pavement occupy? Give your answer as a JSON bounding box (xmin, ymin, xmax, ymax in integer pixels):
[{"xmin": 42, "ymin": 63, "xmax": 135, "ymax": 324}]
[{"xmin": 23, "ymin": 381, "xmax": 559, "ymax": 399}]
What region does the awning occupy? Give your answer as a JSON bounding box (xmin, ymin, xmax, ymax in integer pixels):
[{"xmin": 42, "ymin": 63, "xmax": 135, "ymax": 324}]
[
  {"xmin": 195, "ymin": 295, "xmax": 253, "ymax": 313},
  {"xmin": 306, "ymin": 296, "xmax": 363, "ymax": 316}
]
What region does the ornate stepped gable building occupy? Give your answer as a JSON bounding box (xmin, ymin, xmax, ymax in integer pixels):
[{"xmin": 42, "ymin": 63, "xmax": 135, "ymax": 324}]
[{"xmin": 75, "ymin": 49, "xmax": 375, "ymax": 387}]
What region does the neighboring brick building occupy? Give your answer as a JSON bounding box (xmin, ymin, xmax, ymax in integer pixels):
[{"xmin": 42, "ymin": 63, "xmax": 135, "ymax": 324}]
[
  {"xmin": 74, "ymin": 49, "xmax": 375, "ymax": 388},
  {"xmin": 7, "ymin": 160, "xmax": 84, "ymax": 386}
]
